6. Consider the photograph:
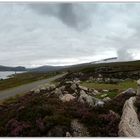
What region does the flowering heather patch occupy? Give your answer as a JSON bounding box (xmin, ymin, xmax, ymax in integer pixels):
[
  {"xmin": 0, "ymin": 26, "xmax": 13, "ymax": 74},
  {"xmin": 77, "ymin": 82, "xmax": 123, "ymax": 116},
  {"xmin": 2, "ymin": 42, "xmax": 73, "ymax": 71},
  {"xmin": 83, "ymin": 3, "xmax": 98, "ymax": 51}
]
[{"xmin": 0, "ymin": 87, "xmax": 135, "ymax": 136}]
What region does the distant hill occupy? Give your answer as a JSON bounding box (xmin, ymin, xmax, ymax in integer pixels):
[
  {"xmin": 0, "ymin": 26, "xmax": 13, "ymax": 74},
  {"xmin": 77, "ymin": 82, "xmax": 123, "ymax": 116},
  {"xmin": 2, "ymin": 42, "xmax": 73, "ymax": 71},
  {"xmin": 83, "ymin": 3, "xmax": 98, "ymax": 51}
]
[
  {"xmin": 0, "ymin": 65, "xmax": 26, "ymax": 71},
  {"xmin": 28, "ymin": 65, "xmax": 68, "ymax": 72},
  {"xmin": 1, "ymin": 57, "xmax": 136, "ymax": 73},
  {"xmin": 91, "ymin": 57, "xmax": 118, "ymax": 64}
]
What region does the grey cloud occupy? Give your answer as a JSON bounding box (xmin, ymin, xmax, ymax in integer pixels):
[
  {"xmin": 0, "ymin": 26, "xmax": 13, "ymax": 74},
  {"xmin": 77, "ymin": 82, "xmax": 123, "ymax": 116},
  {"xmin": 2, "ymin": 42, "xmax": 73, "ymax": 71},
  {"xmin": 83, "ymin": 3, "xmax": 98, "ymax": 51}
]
[
  {"xmin": 29, "ymin": 3, "xmax": 96, "ymax": 30},
  {"xmin": 0, "ymin": 3, "xmax": 140, "ymax": 67},
  {"xmin": 117, "ymin": 48, "xmax": 133, "ymax": 61}
]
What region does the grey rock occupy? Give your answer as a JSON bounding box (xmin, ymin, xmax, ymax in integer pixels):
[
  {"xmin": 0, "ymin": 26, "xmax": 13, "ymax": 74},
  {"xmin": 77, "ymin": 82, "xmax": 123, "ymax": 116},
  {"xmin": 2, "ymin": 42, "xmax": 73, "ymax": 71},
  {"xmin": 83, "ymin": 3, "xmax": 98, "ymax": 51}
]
[
  {"xmin": 95, "ymin": 100, "xmax": 104, "ymax": 107},
  {"xmin": 60, "ymin": 94, "xmax": 76, "ymax": 102},
  {"xmin": 118, "ymin": 97, "xmax": 140, "ymax": 137},
  {"xmin": 103, "ymin": 97, "xmax": 111, "ymax": 102},
  {"xmin": 79, "ymin": 85, "xmax": 88, "ymax": 91},
  {"xmin": 71, "ymin": 83, "xmax": 77, "ymax": 91},
  {"xmin": 66, "ymin": 132, "xmax": 72, "ymax": 137},
  {"xmin": 34, "ymin": 88, "xmax": 40, "ymax": 94},
  {"xmin": 122, "ymin": 88, "xmax": 136, "ymax": 95},
  {"xmin": 78, "ymin": 90, "xmax": 97, "ymax": 107},
  {"xmin": 71, "ymin": 119, "xmax": 89, "ymax": 137},
  {"xmin": 54, "ymin": 88, "xmax": 63, "ymax": 97},
  {"xmin": 59, "ymin": 86, "xmax": 65, "ymax": 91}
]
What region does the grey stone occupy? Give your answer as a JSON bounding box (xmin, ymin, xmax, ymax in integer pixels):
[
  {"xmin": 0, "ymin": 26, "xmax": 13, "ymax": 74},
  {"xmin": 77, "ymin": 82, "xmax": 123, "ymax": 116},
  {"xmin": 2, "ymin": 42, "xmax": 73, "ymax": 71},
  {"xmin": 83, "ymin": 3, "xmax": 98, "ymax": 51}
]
[
  {"xmin": 71, "ymin": 119, "xmax": 89, "ymax": 137},
  {"xmin": 79, "ymin": 85, "xmax": 88, "ymax": 91},
  {"xmin": 60, "ymin": 94, "xmax": 75, "ymax": 102},
  {"xmin": 78, "ymin": 90, "xmax": 97, "ymax": 107},
  {"xmin": 34, "ymin": 88, "xmax": 40, "ymax": 94},
  {"xmin": 118, "ymin": 97, "xmax": 140, "ymax": 137},
  {"xmin": 122, "ymin": 88, "xmax": 136, "ymax": 95},
  {"xmin": 71, "ymin": 83, "xmax": 77, "ymax": 91},
  {"xmin": 103, "ymin": 97, "xmax": 111, "ymax": 102},
  {"xmin": 54, "ymin": 88, "xmax": 63, "ymax": 97},
  {"xmin": 95, "ymin": 100, "xmax": 104, "ymax": 107}
]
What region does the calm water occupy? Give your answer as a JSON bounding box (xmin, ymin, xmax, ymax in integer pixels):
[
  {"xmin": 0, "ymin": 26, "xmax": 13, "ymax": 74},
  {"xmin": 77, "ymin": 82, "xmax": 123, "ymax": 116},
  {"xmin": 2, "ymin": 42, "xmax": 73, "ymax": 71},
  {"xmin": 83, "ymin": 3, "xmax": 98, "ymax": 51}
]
[{"xmin": 0, "ymin": 71, "xmax": 25, "ymax": 79}]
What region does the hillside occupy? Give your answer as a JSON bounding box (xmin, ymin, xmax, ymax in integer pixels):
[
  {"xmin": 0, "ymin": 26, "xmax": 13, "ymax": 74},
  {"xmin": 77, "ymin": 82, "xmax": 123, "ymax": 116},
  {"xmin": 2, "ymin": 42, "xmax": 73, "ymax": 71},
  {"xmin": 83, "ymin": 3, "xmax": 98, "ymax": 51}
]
[
  {"xmin": 0, "ymin": 59, "xmax": 140, "ymax": 136},
  {"xmin": 29, "ymin": 65, "xmax": 67, "ymax": 72},
  {"xmin": 0, "ymin": 66, "xmax": 26, "ymax": 71}
]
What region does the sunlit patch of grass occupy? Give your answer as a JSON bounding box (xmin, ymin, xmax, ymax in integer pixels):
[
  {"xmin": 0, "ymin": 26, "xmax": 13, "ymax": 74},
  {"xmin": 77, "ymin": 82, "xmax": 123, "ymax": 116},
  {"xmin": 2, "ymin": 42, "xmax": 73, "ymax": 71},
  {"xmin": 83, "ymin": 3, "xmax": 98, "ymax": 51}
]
[
  {"xmin": 80, "ymin": 80, "xmax": 137, "ymax": 91},
  {"xmin": 95, "ymin": 91, "xmax": 118, "ymax": 99}
]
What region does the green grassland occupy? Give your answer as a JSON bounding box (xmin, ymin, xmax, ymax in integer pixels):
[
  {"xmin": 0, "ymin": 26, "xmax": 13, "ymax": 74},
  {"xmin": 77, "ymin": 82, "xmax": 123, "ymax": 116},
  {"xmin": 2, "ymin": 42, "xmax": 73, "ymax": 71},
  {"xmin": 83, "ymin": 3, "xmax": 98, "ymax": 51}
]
[
  {"xmin": 0, "ymin": 72, "xmax": 60, "ymax": 91},
  {"xmin": 81, "ymin": 80, "xmax": 137, "ymax": 91},
  {"xmin": 95, "ymin": 91, "xmax": 118, "ymax": 99}
]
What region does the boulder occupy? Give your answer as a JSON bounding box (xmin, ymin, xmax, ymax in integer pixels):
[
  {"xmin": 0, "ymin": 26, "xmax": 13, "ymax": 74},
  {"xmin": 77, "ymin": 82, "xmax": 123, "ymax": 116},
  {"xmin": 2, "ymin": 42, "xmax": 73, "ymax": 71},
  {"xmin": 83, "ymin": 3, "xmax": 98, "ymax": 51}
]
[
  {"xmin": 59, "ymin": 86, "xmax": 65, "ymax": 91},
  {"xmin": 122, "ymin": 88, "xmax": 136, "ymax": 95},
  {"xmin": 54, "ymin": 88, "xmax": 63, "ymax": 97},
  {"xmin": 118, "ymin": 97, "xmax": 140, "ymax": 137},
  {"xmin": 109, "ymin": 110, "xmax": 120, "ymax": 119},
  {"xmin": 70, "ymin": 83, "xmax": 77, "ymax": 91},
  {"xmin": 94, "ymin": 89, "xmax": 100, "ymax": 95},
  {"xmin": 79, "ymin": 85, "xmax": 88, "ymax": 91},
  {"xmin": 48, "ymin": 84, "xmax": 56, "ymax": 90},
  {"xmin": 63, "ymin": 91, "xmax": 69, "ymax": 95},
  {"xmin": 78, "ymin": 90, "xmax": 97, "ymax": 107},
  {"xmin": 66, "ymin": 132, "xmax": 72, "ymax": 137},
  {"xmin": 96, "ymin": 77, "xmax": 103, "ymax": 83},
  {"xmin": 71, "ymin": 119, "xmax": 89, "ymax": 137},
  {"xmin": 60, "ymin": 94, "xmax": 76, "ymax": 102},
  {"xmin": 95, "ymin": 100, "xmax": 104, "ymax": 107},
  {"xmin": 103, "ymin": 97, "xmax": 111, "ymax": 102},
  {"xmin": 34, "ymin": 88, "xmax": 40, "ymax": 94},
  {"xmin": 39, "ymin": 85, "xmax": 46, "ymax": 91},
  {"xmin": 72, "ymin": 92, "xmax": 77, "ymax": 97},
  {"xmin": 104, "ymin": 78, "xmax": 111, "ymax": 83}
]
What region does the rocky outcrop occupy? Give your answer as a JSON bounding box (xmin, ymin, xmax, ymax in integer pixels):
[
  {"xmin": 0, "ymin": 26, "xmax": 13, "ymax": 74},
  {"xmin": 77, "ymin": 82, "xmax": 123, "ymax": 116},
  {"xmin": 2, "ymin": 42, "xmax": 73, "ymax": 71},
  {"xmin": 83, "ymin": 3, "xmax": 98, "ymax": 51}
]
[
  {"xmin": 118, "ymin": 97, "xmax": 140, "ymax": 137},
  {"xmin": 31, "ymin": 80, "xmax": 105, "ymax": 108},
  {"xmin": 31, "ymin": 84, "xmax": 56, "ymax": 93},
  {"xmin": 51, "ymin": 80, "xmax": 103, "ymax": 107},
  {"xmin": 71, "ymin": 119, "xmax": 89, "ymax": 137},
  {"xmin": 60, "ymin": 94, "xmax": 76, "ymax": 102},
  {"xmin": 122, "ymin": 88, "xmax": 136, "ymax": 95},
  {"xmin": 78, "ymin": 90, "xmax": 97, "ymax": 107},
  {"xmin": 103, "ymin": 97, "xmax": 111, "ymax": 102}
]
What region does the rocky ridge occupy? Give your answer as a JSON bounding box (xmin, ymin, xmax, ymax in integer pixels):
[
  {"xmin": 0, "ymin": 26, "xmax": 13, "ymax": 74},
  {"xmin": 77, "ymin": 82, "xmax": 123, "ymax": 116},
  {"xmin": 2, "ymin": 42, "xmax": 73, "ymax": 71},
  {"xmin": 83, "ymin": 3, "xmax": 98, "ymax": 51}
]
[{"xmin": 31, "ymin": 80, "xmax": 104, "ymax": 108}]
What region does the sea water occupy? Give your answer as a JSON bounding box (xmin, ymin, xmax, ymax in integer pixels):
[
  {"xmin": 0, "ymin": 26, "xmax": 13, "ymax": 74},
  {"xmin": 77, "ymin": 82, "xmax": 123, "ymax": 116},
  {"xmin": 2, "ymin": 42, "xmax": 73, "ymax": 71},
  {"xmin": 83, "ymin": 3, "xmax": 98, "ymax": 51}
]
[{"xmin": 0, "ymin": 71, "xmax": 25, "ymax": 80}]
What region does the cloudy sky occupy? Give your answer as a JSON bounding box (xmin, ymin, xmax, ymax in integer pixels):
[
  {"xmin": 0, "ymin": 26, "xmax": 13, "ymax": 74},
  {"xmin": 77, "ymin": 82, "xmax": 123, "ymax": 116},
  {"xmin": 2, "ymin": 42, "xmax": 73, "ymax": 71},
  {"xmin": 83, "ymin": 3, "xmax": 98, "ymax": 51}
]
[{"xmin": 0, "ymin": 2, "xmax": 140, "ymax": 67}]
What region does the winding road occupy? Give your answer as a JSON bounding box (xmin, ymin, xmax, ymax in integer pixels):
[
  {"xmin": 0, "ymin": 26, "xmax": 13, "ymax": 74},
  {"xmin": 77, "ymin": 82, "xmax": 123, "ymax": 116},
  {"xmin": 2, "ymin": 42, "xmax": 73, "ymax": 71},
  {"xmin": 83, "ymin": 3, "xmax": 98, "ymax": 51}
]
[{"xmin": 0, "ymin": 73, "xmax": 66, "ymax": 100}]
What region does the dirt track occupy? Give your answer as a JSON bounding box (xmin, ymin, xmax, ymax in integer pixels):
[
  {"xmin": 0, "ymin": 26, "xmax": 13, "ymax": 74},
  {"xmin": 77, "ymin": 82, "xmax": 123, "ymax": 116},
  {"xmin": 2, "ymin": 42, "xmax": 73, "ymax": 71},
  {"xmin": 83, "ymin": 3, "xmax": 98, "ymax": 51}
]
[{"xmin": 0, "ymin": 73, "xmax": 66, "ymax": 100}]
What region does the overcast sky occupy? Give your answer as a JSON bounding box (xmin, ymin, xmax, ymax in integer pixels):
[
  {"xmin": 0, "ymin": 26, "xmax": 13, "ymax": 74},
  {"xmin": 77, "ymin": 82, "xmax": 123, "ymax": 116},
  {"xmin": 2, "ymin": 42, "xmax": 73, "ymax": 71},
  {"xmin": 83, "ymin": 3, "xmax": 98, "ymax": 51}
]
[{"xmin": 0, "ymin": 3, "xmax": 140, "ymax": 67}]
